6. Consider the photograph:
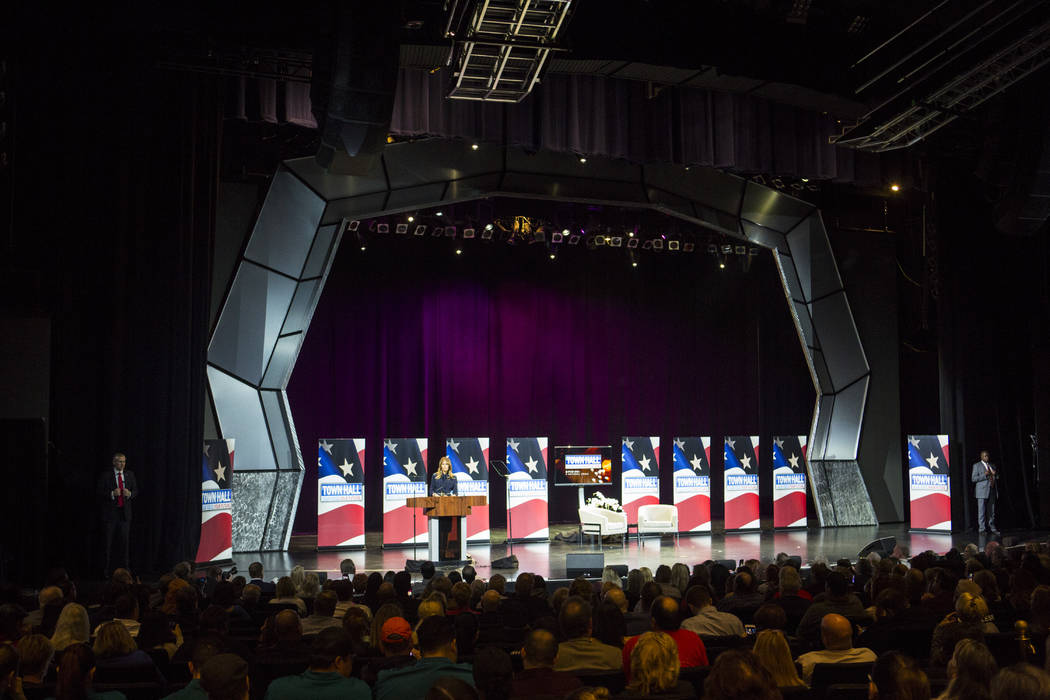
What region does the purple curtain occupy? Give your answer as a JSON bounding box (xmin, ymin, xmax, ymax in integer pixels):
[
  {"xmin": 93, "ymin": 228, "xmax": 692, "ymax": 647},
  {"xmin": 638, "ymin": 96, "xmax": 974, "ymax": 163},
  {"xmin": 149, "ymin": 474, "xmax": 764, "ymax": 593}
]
[{"xmin": 287, "ymin": 240, "xmax": 814, "ymax": 534}]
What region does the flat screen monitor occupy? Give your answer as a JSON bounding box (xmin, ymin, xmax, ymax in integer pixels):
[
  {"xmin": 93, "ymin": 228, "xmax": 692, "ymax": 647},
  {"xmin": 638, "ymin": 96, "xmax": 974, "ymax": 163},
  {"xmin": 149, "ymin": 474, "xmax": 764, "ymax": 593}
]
[{"xmin": 552, "ymin": 445, "xmax": 614, "ymax": 486}]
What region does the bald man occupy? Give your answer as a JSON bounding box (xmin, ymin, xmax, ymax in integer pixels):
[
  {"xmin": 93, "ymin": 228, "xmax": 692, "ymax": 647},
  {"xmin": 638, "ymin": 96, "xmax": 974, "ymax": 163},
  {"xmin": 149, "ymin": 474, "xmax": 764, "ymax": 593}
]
[
  {"xmin": 511, "ymin": 629, "xmax": 582, "ymax": 699},
  {"xmin": 795, "ymin": 613, "xmax": 876, "ymax": 684}
]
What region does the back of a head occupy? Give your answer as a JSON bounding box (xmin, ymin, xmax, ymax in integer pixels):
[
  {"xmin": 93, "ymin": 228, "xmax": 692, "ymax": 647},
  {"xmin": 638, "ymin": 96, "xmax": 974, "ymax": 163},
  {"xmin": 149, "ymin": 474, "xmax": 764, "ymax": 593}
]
[
  {"xmin": 421, "ymin": 561, "xmax": 436, "ymax": 580},
  {"xmin": 955, "ymin": 592, "xmax": 990, "ymax": 624},
  {"xmin": 56, "ymin": 643, "xmax": 95, "ymax": 699},
  {"xmin": 640, "ymin": 581, "xmax": 662, "ymax": 607},
  {"xmin": 870, "ymin": 652, "xmax": 930, "ymax": 700},
  {"xmin": 426, "ymin": 676, "xmax": 480, "ymax": 700},
  {"xmin": 190, "ymin": 636, "xmax": 224, "ymax": 676},
  {"xmin": 481, "ymin": 589, "xmax": 502, "ymax": 614},
  {"xmin": 275, "ymin": 576, "xmax": 296, "ymax": 598},
  {"xmin": 462, "ymin": 565, "xmax": 476, "ymax": 583},
  {"xmin": 310, "ymin": 627, "xmax": 354, "ymax": 669},
  {"xmin": 752, "ymin": 603, "xmax": 787, "ymax": 632},
  {"xmin": 273, "ymin": 609, "xmax": 302, "ymax": 642},
  {"xmin": 199, "ymin": 653, "xmax": 249, "ymax": 700},
  {"xmin": 451, "ymin": 582, "xmax": 472, "ymax": 610},
  {"xmin": 393, "ymin": 570, "xmax": 412, "ymax": 597},
  {"xmin": 523, "ymin": 628, "xmax": 558, "ymax": 668},
  {"xmin": 340, "ymin": 559, "xmax": 355, "ymax": 576},
  {"xmin": 560, "ymin": 596, "xmax": 593, "ymax": 640},
  {"xmin": 473, "ymin": 646, "xmax": 513, "ymax": 698},
  {"xmin": 992, "ymin": 663, "xmax": 1050, "ymax": 700},
  {"xmin": 820, "ymin": 614, "xmax": 853, "ymax": 651},
  {"xmin": 751, "ymin": 629, "xmax": 800, "ymax": 688},
  {"xmin": 93, "ymin": 620, "xmax": 136, "ymax": 659},
  {"xmin": 701, "ymin": 649, "xmax": 779, "ymax": 700},
  {"xmin": 876, "ymin": 589, "xmax": 908, "ymax": 618},
  {"xmin": 417, "ymin": 615, "xmax": 456, "ymax": 657},
  {"xmin": 655, "ymin": 565, "xmax": 672, "ymax": 584},
  {"xmin": 685, "ymin": 585, "xmax": 713, "ymax": 614},
  {"xmin": 733, "ymin": 570, "xmax": 754, "ymax": 595},
  {"xmin": 778, "ymin": 566, "xmax": 801, "ymax": 594},
  {"xmin": 948, "ymin": 639, "xmax": 996, "ymax": 697},
  {"xmin": 628, "ymin": 631, "xmax": 680, "ymax": 696},
  {"xmin": 314, "ymin": 590, "xmax": 338, "ymax": 617},
  {"xmin": 52, "ymin": 603, "xmax": 89, "ymax": 650},
  {"xmin": 17, "ymin": 633, "xmax": 54, "ymax": 678},
  {"xmin": 826, "ymin": 571, "xmax": 848, "ymax": 598},
  {"xmin": 650, "ymin": 596, "xmax": 680, "ymax": 631},
  {"xmin": 604, "ymin": 587, "xmax": 628, "ymax": 613}
]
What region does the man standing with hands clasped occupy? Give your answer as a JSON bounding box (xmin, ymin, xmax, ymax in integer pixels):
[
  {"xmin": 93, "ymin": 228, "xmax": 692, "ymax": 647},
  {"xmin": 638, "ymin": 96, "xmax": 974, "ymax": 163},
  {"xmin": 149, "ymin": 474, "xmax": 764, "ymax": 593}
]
[
  {"xmin": 972, "ymin": 450, "xmax": 1000, "ymax": 535},
  {"xmin": 98, "ymin": 452, "xmax": 138, "ymax": 576}
]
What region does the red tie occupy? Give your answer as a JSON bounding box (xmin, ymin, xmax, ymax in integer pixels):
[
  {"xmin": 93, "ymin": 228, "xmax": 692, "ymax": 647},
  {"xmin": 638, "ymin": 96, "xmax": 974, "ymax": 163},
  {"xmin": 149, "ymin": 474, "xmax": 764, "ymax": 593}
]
[{"xmin": 117, "ymin": 473, "xmax": 125, "ymax": 507}]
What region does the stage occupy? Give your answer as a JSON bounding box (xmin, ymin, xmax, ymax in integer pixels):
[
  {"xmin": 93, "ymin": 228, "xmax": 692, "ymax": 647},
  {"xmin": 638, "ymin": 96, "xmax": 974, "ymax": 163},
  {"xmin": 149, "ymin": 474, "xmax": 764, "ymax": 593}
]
[{"xmin": 229, "ymin": 522, "xmax": 1041, "ymax": 582}]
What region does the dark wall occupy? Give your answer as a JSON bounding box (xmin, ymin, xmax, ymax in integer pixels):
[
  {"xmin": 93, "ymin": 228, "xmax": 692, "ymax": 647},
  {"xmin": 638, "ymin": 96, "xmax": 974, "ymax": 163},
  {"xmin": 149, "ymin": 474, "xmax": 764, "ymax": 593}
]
[{"xmin": 286, "ymin": 234, "xmax": 814, "ymax": 533}]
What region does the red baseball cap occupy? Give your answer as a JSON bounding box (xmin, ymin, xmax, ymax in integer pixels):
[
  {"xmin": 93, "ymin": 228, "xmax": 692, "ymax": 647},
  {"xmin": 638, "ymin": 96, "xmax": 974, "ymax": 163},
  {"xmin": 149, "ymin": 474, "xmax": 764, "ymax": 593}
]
[{"xmin": 381, "ymin": 616, "xmax": 412, "ymax": 644}]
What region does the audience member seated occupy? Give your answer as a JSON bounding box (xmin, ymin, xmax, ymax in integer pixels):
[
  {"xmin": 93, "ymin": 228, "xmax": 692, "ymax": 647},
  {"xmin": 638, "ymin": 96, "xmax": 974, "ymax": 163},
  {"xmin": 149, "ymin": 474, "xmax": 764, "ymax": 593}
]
[
  {"xmin": 137, "ymin": 611, "xmax": 183, "ymax": 662},
  {"xmin": 795, "ymin": 572, "xmax": 869, "ymax": 645},
  {"xmin": 163, "ymin": 636, "xmax": 222, "ymax": 700},
  {"xmin": 751, "ymin": 629, "xmax": 806, "ymax": 691},
  {"xmin": 510, "ymin": 629, "xmax": 582, "ymax": 699},
  {"xmin": 211, "ymin": 583, "xmax": 252, "ymax": 628},
  {"xmin": 332, "ymin": 580, "xmax": 372, "ymax": 624},
  {"xmin": 616, "ymin": 632, "xmax": 693, "ymax": 699},
  {"xmin": 681, "ymin": 586, "xmax": 744, "ymax": 638},
  {"xmin": 16, "ymin": 633, "xmax": 54, "ymax": 692},
  {"xmin": 605, "ymin": 589, "xmax": 649, "ymax": 638},
  {"xmin": 51, "ymin": 603, "xmax": 90, "ymax": 653},
  {"xmin": 716, "ymin": 571, "xmax": 764, "ymax": 623},
  {"xmin": 200, "ymin": 653, "xmax": 249, "ymax": 700},
  {"xmin": 374, "ymin": 615, "xmax": 474, "ymax": 700},
  {"xmin": 247, "ymin": 563, "xmax": 275, "ymax": 596},
  {"xmin": 472, "ymin": 646, "xmax": 513, "ymax": 700},
  {"xmin": 361, "ymin": 617, "xmax": 415, "ymax": 685},
  {"xmin": 263, "ymin": 627, "xmax": 369, "ymax": 700},
  {"xmin": 752, "ymin": 604, "xmax": 787, "ymax": 633},
  {"xmin": 938, "ymin": 638, "xmax": 997, "ymax": 700},
  {"xmin": 92, "ymin": 620, "xmax": 163, "ymax": 684},
  {"xmin": 301, "ymin": 591, "xmax": 342, "ymax": 637},
  {"xmin": 869, "ymin": 651, "xmax": 930, "ymax": 700},
  {"xmin": 856, "ymin": 589, "xmax": 919, "ymax": 655},
  {"xmin": 268, "ymin": 578, "xmax": 306, "ymax": 617},
  {"xmin": 795, "ymin": 613, "xmax": 876, "ymax": 685},
  {"xmin": 592, "ymin": 601, "xmax": 627, "ymax": 650},
  {"xmin": 55, "ymin": 644, "xmax": 126, "ymax": 700},
  {"xmin": 427, "ymin": 676, "xmax": 480, "ymax": 700},
  {"xmin": 991, "ymin": 663, "xmax": 1050, "ymax": 700},
  {"xmin": 930, "ymin": 592, "xmax": 994, "ymax": 667},
  {"xmin": 554, "ymin": 597, "xmax": 623, "ymax": 672},
  {"xmin": 95, "ymin": 594, "xmax": 141, "ymax": 639},
  {"xmin": 25, "ymin": 587, "xmax": 63, "ymax": 634},
  {"xmin": 622, "ymin": 597, "xmax": 707, "ymax": 681},
  {"xmin": 773, "ymin": 567, "xmax": 811, "ymax": 635},
  {"xmin": 634, "ymin": 582, "xmax": 663, "ymax": 616},
  {"xmin": 700, "ymin": 649, "xmax": 781, "ymax": 700},
  {"xmin": 654, "ymin": 566, "xmax": 682, "ymax": 601},
  {"xmin": 0, "ymin": 644, "xmax": 21, "ymax": 700},
  {"xmin": 0, "ymin": 606, "xmax": 27, "ymax": 647},
  {"xmin": 367, "ymin": 604, "xmax": 405, "ymax": 656}
]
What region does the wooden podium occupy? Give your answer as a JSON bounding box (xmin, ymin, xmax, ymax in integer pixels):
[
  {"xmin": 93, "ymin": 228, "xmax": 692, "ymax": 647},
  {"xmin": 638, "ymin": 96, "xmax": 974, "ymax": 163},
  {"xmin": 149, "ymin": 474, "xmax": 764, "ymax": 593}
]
[{"xmin": 406, "ymin": 495, "xmax": 487, "ymax": 562}]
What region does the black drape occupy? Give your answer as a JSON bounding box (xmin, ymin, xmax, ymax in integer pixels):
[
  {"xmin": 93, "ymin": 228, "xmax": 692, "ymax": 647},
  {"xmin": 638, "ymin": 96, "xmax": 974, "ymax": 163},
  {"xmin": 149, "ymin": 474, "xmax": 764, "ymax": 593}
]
[{"xmin": 9, "ymin": 15, "xmax": 217, "ymax": 578}]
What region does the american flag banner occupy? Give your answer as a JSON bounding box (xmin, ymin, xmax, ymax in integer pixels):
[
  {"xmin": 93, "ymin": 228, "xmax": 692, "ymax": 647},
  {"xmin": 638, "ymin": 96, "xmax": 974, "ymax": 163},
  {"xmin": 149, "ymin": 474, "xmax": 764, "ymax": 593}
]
[
  {"xmin": 724, "ymin": 435, "xmax": 760, "ymax": 530},
  {"xmin": 506, "ymin": 437, "xmax": 549, "ymax": 541},
  {"xmin": 446, "ymin": 438, "xmax": 490, "ymax": 542},
  {"xmin": 622, "ymin": 437, "xmax": 660, "ymax": 524},
  {"xmin": 772, "ymin": 436, "xmax": 808, "ymax": 529},
  {"xmin": 196, "ymin": 439, "xmax": 234, "ymax": 563},
  {"xmin": 317, "ymin": 439, "xmax": 365, "ymax": 548},
  {"xmin": 907, "ymin": 434, "xmax": 951, "ymax": 531},
  {"xmin": 382, "ymin": 438, "xmax": 429, "ymax": 546},
  {"xmin": 672, "ymin": 437, "xmax": 711, "ymax": 532}
]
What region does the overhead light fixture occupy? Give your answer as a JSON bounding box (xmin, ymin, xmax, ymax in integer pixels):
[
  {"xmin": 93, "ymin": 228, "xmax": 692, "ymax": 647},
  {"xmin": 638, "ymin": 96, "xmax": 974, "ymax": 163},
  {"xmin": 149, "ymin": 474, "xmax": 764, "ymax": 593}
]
[
  {"xmin": 668, "ymin": 240, "xmax": 680, "ymax": 251},
  {"xmin": 579, "ymin": 156, "xmax": 587, "ymax": 164},
  {"xmin": 480, "ymin": 226, "xmax": 494, "ymax": 240},
  {"xmin": 549, "ymin": 253, "xmax": 556, "ymax": 260},
  {"xmin": 652, "ymin": 239, "xmax": 664, "ymax": 250},
  {"xmin": 395, "ymin": 223, "xmax": 409, "ymax": 234},
  {"xmin": 683, "ymin": 242, "xmax": 695, "ymax": 253},
  {"xmin": 735, "ymin": 245, "xmax": 746, "ymax": 255},
  {"xmin": 463, "ymin": 228, "xmax": 476, "ymax": 239},
  {"xmin": 414, "ymin": 225, "xmax": 427, "ymax": 236},
  {"xmin": 568, "ymin": 234, "xmax": 581, "ymax": 245},
  {"xmin": 377, "ymin": 223, "xmax": 390, "ymax": 234},
  {"xmin": 431, "ymin": 227, "xmax": 444, "ymax": 237},
  {"xmin": 610, "ymin": 237, "xmax": 623, "ymax": 247},
  {"xmin": 719, "ymin": 258, "xmax": 727, "ymax": 269},
  {"xmin": 890, "ymin": 184, "xmax": 900, "ymax": 192},
  {"xmin": 436, "ymin": 211, "xmax": 444, "ymax": 217},
  {"xmin": 445, "ymin": 226, "xmax": 457, "ymax": 238},
  {"xmin": 627, "ymin": 238, "xmax": 639, "ymax": 249},
  {"xmin": 408, "ymin": 215, "xmax": 415, "ymax": 223},
  {"xmin": 721, "ymin": 244, "xmax": 733, "ymax": 254},
  {"xmin": 593, "ymin": 235, "xmax": 605, "ymax": 247},
  {"xmin": 455, "ymin": 248, "xmax": 463, "ymax": 255},
  {"xmin": 642, "ymin": 240, "xmax": 653, "ymax": 250},
  {"xmin": 346, "ymin": 220, "xmax": 360, "ymax": 232},
  {"xmin": 552, "ymin": 231, "xmax": 564, "ymax": 243},
  {"xmin": 471, "ymin": 143, "xmax": 479, "ymax": 150},
  {"xmin": 800, "ymin": 178, "xmax": 809, "ymax": 183}
]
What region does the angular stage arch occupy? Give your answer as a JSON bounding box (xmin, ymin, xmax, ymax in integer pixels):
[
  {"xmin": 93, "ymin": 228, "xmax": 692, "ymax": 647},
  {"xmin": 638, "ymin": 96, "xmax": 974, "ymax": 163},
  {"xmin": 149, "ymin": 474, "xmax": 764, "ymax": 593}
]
[{"xmin": 207, "ymin": 140, "xmax": 875, "ymax": 550}]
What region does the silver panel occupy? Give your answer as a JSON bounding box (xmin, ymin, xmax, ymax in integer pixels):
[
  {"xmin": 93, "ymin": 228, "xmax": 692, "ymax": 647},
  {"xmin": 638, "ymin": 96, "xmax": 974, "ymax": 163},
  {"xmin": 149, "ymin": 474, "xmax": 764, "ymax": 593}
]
[
  {"xmin": 261, "ymin": 389, "xmax": 294, "ymax": 470},
  {"xmin": 741, "ymin": 181, "xmax": 813, "ymax": 234},
  {"xmin": 786, "ymin": 214, "xmax": 844, "ymax": 303},
  {"xmin": 809, "ymin": 292, "xmax": 870, "ymax": 390},
  {"xmin": 302, "ymin": 224, "xmax": 339, "ymax": 279},
  {"xmin": 825, "ymin": 378, "xmax": 869, "ymax": 461},
  {"xmin": 741, "ymin": 220, "xmax": 788, "ymax": 253},
  {"xmin": 245, "ymin": 169, "xmax": 326, "ymax": 278},
  {"xmin": 209, "ymin": 262, "xmax": 297, "ymax": 385},
  {"xmin": 810, "ymin": 394, "xmax": 836, "ymax": 461},
  {"xmin": 207, "ymin": 367, "xmax": 276, "ymax": 471},
  {"xmin": 643, "ymin": 163, "xmax": 745, "ymax": 216},
  {"xmin": 261, "ymin": 334, "xmax": 302, "ymax": 390},
  {"xmin": 282, "ymin": 279, "xmax": 324, "ymax": 336}
]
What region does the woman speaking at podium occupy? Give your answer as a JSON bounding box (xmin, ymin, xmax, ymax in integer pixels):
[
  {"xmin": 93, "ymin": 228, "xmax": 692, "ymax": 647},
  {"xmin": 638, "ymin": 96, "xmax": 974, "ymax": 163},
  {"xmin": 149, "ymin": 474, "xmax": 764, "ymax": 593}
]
[
  {"xmin": 431, "ymin": 456, "xmax": 459, "ymax": 559},
  {"xmin": 431, "ymin": 456, "xmax": 458, "ymax": 496}
]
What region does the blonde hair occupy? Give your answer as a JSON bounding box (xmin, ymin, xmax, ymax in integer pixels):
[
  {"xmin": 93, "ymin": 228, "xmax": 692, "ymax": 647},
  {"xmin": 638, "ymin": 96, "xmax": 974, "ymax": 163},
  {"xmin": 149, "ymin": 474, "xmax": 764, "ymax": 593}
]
[
  {"xmin": 955, "ymin": 592, "xmax": 990, "ymax": 624},
  {"xmin": 639, "ymin": 567, "xmax": 654, "ymax": 584},
  {"xmin": 670, "ymin": 563, "xmax": 690, "ymax": 595},
  {"xmin": 301, "ymin": 572, "xmax": 321, "ymax": 598},
  {"xmin": 290, "ymin": 565, "xmax": 306, "ymax": 593},
  {"xmin": 418, "ymin": 594, "xmax": 446, "ymax": 620},
  {"xmin": 93, "ymin": 621, "xmax": 137, "ymax": 659},
  {"xmin": 627, "ymin": 632, "xmax": 680, "ymax": 695},
  {"xmin": 438, "ymin": 456, "xmax": 454, "ymax": 476},
  {"xmin": 753, "ymin": 629, "xmax": 806, "ymax": 687},
  {"xmin": 50, "ymin": 603, "xmax": 90, "ymax": 652}
]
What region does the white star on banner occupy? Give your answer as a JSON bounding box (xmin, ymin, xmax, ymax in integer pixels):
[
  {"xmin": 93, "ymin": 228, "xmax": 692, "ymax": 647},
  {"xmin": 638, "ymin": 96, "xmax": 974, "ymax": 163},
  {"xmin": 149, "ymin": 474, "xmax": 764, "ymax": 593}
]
[
  {"xmin": 690, "ymin": 455, "xmax": 704, "ymax": 472},
  {"xmin": 465, "ymin": 456, "xmax": 480, "ymax": 474},
  {"xmin": 384, "ymin": 440, "xmax": 398, "ymax": 454},
  {"xmin": 926, "ymin": 453, "xmax": 940, "ymax": 469},
  {"xmin": 725, "ymin": 437, "xmax": 736, "ymax": 449},
  {"xmin": 524, "ymin": 456, "xmax": 539, "ymax": 473},
  {"xmin": 508, "ymin": 438, "xmax": 520, "ymax": 452},
  {"xmin": 740, "ymin": 455, "xmax": 752, "ymax": 470},
  {"xmin": 908, "ymin": 436, "xmax": 921, "ymax": 449},
  {"xmin": 320, "ymin": 440, "xmax": 334, "ymax": 455},
  {"xmin": 214, "ymin": 462, "xmax": 226, "ymax": 482},
  {"xmin": 674, "ymin": 438, "xmax": 686, "ymax": 450},
  {"xmin": 339, "ymin": 459, "xmax": 354, "ymax": 478},
  {"xmin": 788, "ymin": 454, "xmax": 800, "ymax": 469},
  {"xmin": 638, "ymin": 455, "xmax": 652, "ymax": 472},
  {"xmin": 403, "ymin": 457, "xmax": 418, "ymax": 476},
  {"xmin": 774, "ymin": 438, "xmax": 785, "ymax": 449},
  {"xmin": 623, "ymin": 438, "xmax": 635, "ymax": 450},
  {"xmin": 447, "ymin": 438, "xmax": 461, "ymax": 452}
]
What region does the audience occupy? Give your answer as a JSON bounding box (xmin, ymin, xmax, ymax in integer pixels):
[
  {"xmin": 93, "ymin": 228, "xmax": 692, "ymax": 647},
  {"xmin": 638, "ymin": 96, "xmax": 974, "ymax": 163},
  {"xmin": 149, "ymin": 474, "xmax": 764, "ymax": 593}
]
[
  {"xmin": 55, "ymin": 644, "xmax": 126, "ymax": 700},
  {"xmin": 300, "ymin": 591, "xmax": 342, "ymax": 636},
  {"xmin": 939, "ymin": 638, "xmax": 997, "ymax": 700},
  {"xmin": 795, "ymin": 572, "xmax": 868, "ymax": 643},
  {"xmin": 795, "ymin": 613, "xmax": 876, "ymax": 684},
  {"xmin": 554, "ymin": 597, "xmax": 623, "ymax": 672},
  {"xmin": 621, "ymin": 596, "xmax": 707, "ymax": 680},
  {"xmin": 199, "ymin": 653, "xmax": 249, "ymax": 700},
  {"xmin": 991, "ymin": 663, "xmax": 1050, "ymax": 700},
  {"xmin": 375, "ymin": 615, "xmax": 473, "ymax": 700},
  {"xmin": 701, "ymin": 649, "xmax": 780, "ymax": 700},
  {"xmin": 0, "ymin": 645, "xmax": 20, "ymax": 700},
  {"xmin": 51, "ymin": 603, "xmax": 91, "ymax": 653},
  {"xmin": 618, "ymin": 632, "xmax": 692, "ymax": 699},
  {"xmin": 681, "ymin": 586, "xmax": 744, "ymax": 638},
  {"xmin": 869, "ymin": 651, "xmax": 931, "ymax": 700},
  {"xmin": 752, "ymin": 629, "xmax": 806, "ymax": 690},
  {"xmin": 471, "ymin": 646, "xmax": 513, "ymax": 700},
  {"xmin": 511, "ymin": 628, "xmax": 582, "ymax": 699},
  {"xmin": 263, "ymin": 628, "xmax": 369, "ymax": 699},
  {"xmin": 268, "ymin": 578, "xmax": 306, "ymax": 616}
]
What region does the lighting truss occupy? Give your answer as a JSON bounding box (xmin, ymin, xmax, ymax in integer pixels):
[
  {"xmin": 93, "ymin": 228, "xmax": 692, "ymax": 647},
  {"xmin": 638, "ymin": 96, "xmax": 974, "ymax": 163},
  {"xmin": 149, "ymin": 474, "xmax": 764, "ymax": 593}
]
[{"xmin": 446, "ymin": 0, "xmax": 575, "ymax": 102}]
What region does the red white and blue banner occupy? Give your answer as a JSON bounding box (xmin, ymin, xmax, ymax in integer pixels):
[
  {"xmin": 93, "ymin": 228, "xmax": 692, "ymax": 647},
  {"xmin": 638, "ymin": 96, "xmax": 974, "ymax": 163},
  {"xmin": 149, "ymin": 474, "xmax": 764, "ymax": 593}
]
[
  {"xmin": 506, "ymin": 437, "xmax": 549, "ymax": 541},
  {"xmin": 196, "ymin": 439, "xmax": 234, "ymax": 563},
  {"xmin": 317, "ymin": 439, "xmax": 365, "ymax": 548},
  {"xmin": 622, "ymin": 437, "xmax": 660, "ymax": 524},
  {"xmin": 673, "ymin": 437, "xmax": 711, "ymax": 532},
  {"xmin": 447, "ymin": 438, "xmax": 490, "ymax": 543},
  {"xmin": 382, "ymin": 438, "xmax": 428, "ymax": 546},
  {"xmin": 772, "ymin": 436, "xmax": 808, "ymax": 529},
  {"xmin": 724, "ymin": 435, "xmax": 760, "ymax": 530},
  {"xmin": 908, "ymin": 434, "xmax": 951, "ymax": 531}
]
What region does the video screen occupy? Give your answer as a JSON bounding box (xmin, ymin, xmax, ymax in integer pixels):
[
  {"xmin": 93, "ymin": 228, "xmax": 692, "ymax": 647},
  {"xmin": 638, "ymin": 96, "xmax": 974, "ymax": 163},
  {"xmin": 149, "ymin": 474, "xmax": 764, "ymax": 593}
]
[{"xmin": 553, "ymin": 445, "xmax": 613, "ymax": 486}]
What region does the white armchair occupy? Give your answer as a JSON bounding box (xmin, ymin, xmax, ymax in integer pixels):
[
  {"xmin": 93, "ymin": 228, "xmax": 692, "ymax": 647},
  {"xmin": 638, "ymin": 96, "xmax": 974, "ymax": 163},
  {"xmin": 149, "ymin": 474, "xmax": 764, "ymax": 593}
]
[
  {"xmin": 637, "ymin": 504, "xmax": 679, "ymax": 544},
  {"xmin": 578, "ymin": 505, "xmax": 628, "ymax": 548}
]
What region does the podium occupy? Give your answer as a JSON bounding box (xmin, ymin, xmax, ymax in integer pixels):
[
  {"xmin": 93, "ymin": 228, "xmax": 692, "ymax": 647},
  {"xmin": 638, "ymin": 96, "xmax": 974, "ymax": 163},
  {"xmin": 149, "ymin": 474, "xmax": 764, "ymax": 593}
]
[{"xmin": 406, "ymin": 495, "xmax": 487, "ymax": 562}]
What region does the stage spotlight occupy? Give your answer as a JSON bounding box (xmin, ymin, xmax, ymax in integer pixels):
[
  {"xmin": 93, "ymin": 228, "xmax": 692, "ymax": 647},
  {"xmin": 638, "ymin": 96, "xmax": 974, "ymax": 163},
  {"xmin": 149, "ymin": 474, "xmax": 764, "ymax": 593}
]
[
  {"xmin": 463, "ymin": 228, "xmax": 476, "ymax": 239},
  {"xmin": 552, "ymin": 231, "xmax": 564, "ymax": 243},
  {"xmin": 431, "ymin": 227, "xmax": 444, "ymax": 237},
  {"xmin": 610, "ymin": 237, "xmax": 623, "ymax": 247},
  {"xmin": 346, "ymin": 219, "xmax": 360, "ymax": 232},
  {"xmin": 445, "ymin": 226, "xmax": 457, "ymax": 238},
  {"xmin": 890, "ymin": 183, "xmax": 900, "ymax": 192},
  {"xmin": 455, "ymin": 248, "xmax": 463, "ymax": 255},
  {"xmin": 549, "ymin": 252, "xmax": 556, "ymax": 260},
  {"xmin": 436, "ymin": 211, "xmax": 444, "ymax": 217},
  {"xmin": 721, "ymin": 244, "xmax": 733, "ymax": 254},
  {"xmin": 471, "ymin": 143, "xmax": 479, "ymax": 150},
  {"xmin": 377, "ymin": 223, "xmax": 390, "ymax": 234},
  {"xmin": 415, "ymin": 225, "xmax": 427, "ymax": 236},
  {"xmin": 642, "ymin": 240, "xmax": 653, "ymax": 250},
  {"xmin": 408, "ymin": 215, "xmax": 415, "ymax": 223},
  {"xmin": 593, "ymin": 235, "xmax": 605, "ymax": 247},
  {"xmin": 532, "ymin": 230, "xmax": 546, "ymax": 244},
  {"xmin": 480, "ymin": 225, "xmax": 494, "ymax": 240},
  {"xmin": 568, "ymin": 234, "xmax": 581, "ymax": 245},
  {"xmin": 562, "ymin": 229, "xmax": 570, "ymax": 236},
  {"xmin": 748, "ymin": 247, "xmax": 759, "ymax": 256},
  {"xmin": 627, "ymin": 238, "xmax": 639, "ymax": 249},
  {"xmin": 801, "ymin": 178, "xmax": 809, "ymax": 183},
  {"xmin": 652, "ymin": 239, "xmax": 664, "ymax": 250},
  {"xmin": 734, "ymin": 245, "xmax": 746, "ymax": 255},
  {"xmin": 707, "ymin": 243, "xmax": 717, "ymax": 254},
  {"xmin": 719, "ymin": 257, "xmax": 726, "ymax": 269},
  {"xmin": 683, "ymin": 242, "xmax": 695, "ymax": 253},
  {"xmin": 354, "ymin": 230, "xmax": 368, "ymax": 251},
  {"xmin": 579, "ymin": 156, "xmax": 587, "ymax": 163},
  {"xmin": 668, "ymin": 240, "xmax": 680, "ymax": 251},
  {"xmin": 395, "ymin": 223, "xmax": 408, "ymax": 234}
]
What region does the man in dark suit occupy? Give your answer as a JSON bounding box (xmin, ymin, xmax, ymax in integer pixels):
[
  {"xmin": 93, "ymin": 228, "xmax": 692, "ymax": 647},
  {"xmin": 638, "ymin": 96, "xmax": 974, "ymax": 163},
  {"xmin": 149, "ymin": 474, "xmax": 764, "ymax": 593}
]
[
  {"xmin": 97, "ymin": 452, "xmax": 137, "ymax": 576},
  {"xmin": 248, "ymin": 561, "xmax": 276, "ymax": 594},
  {"xmin": 972, "ymin": 450, "xmax": 1000, "ymax": 535}
]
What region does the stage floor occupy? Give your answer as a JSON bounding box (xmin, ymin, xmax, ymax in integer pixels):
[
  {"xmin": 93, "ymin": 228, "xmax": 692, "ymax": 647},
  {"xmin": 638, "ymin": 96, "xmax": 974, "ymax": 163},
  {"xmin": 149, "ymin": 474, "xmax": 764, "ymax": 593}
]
[{"xmin": 231, "ymin": 522, "xmax": 1046, "ymax": 582}]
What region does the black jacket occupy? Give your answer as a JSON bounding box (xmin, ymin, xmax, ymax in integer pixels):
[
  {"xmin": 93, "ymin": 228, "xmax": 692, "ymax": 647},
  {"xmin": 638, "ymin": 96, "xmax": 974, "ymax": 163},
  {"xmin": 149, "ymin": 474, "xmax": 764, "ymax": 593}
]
[{"xmin": 97, "ymin": 469, "xmax": 138, "ymax": 522}]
